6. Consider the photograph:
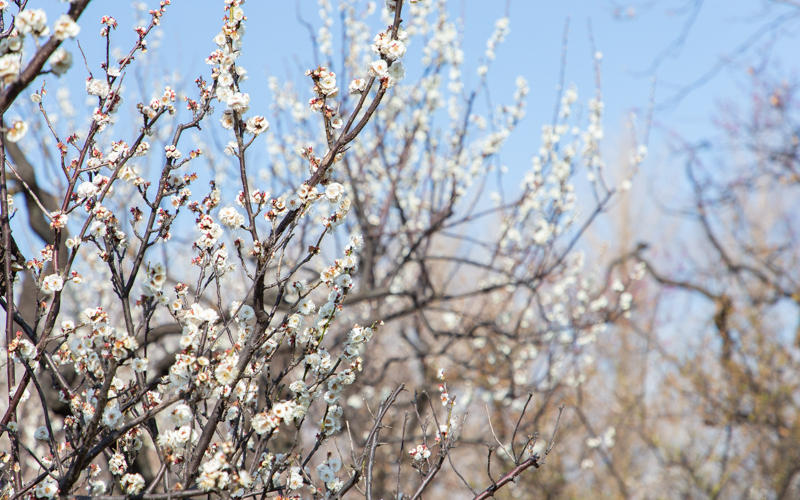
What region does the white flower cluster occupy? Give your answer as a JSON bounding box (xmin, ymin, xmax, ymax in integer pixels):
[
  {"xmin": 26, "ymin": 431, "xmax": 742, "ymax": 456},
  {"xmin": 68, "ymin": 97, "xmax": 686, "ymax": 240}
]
[
  {"xmin": 34, "ymin": 426, "xmax": 50, "ymax": 442},
  {"xmin": 212, "ymin": 246, "xmax": 236, "ymax": 277},
  {"xmin": 88, "ymin": 204, "xmax": 128, "ymax": 248},
  {"xmin": 367, "ymin": 56, "xmax": 405, "ymax": 86},
  {"xmin": 86, "ymin": 78, "xmax": 110, "ymax": 99},
  {"xmin": 214, "ymin": 351, "xmax": 240, "ymax": 386},
  {"xmin": 219, "ymin": 206, "xmax": 245, "ymax": 228},
  {"xmin": 141, "ymin": 261, "xmax": 167, "ymax": 298},
  {"xmin": 164, "ymin": 144, "xmax": 182, "ymax": 160},
  {"xmin": 176, "ymin": 303, "xmax": 220, "ymax": 354},
  {"xmin": 6, "ymin": 120, "xmax": 28, "ymax": 143},
  {"xmin": 119, "ymin": 163, "xmax": 143, "ymax": 185},
  {"xmin": 76, "ymin": 171, "xmax": 117, "ymax": 201},
  {"xmin": 324, "ymin": 182, "xmax": 344, "ymax": 203},
  {"xmin": 16, "ymin": 9, "xmax": 49, "ymax": 37},
  {"xmin": 49, "ymin": 47, "xmax": 73, "ymax": 76},
  {"xmin": 197, "ymin": 442, "xmax": 253, "ymax": 493},
  {"xmin": 165, "ymin": 353, "xmax": 207, "ymax": 395},
  {"xmin": 0, "ymin": 8, "xmax": 45, "ymax": 84},
  {"xmin": 321, "ymin": 192, "xmax": 352, "ymax": 232},
  {"xmin": 154, "ymin": 403, "xmax": 200, "ymax": 462},
  {"xmin": 340, "ymin": 323, "xmax": 373, "ymax": 363},
  {"xmin": 315, "ymin": 457, "xmax": 344, "ymax": 493},
  {"xmin": 245, "ymin": 115, "xmax": 269, "ymax": 135},
  {"xmin": 228, "ymin": 302, "xmax": 254, "ymax": 346},
  {"xmin": 235, "ymin": 188, "xmax": 269, "ymax": 214},
  {"xmin": 284, "ymin": 182, "xmax": 317, "ymax": 212},
  {"xmin": 348, "ymin": 77, "xmax": 367, "ymax": 95},
  {"xmin": 57, "ymin": 307, "xmax": 139, "ymax": 380},
  {"xmin": 409, "ymin": 443, "xmax": 431, "ymax": 462},
  {"xmin": 86, "ymin": 76, "xmax": 126, "ymax": 131},
  {"xmin": 485, "ymin": 17, "xmax": 510, "ymax": 61},
  {"xmin": 372, "ymin": 25, "xmax": 408, "ymax": 61},
  {"xmin": 109, "ymin": 452, "xmax": 127, "ymax": 475},
  {"xmin": 285, "ymin": 466, "xmax": 304, "ymax": 490},
  {"xmin": 34, "ymin": 480, "xmax": 58, "ymax": 499},
  {"xmin": 120, "ymin": 473, "xmax": 145, "ymax": 495},
  {"xmin": 318, "ymin": 233, "xmax": 362, "ymax": 303},
  {"xmin": 362, "ymin": 19, "xmax": 409, "ymax": 90},
  {"xmin": 498, "ymin": 89, "xmax": 590, "ymax": 254},
  {"xmin": 316, "ymin": 70, "xmax": 339, "ymax": 98},
  {"xmin": 316, "ymin": 389, "xmax": 345, "ymax": 437},
  {"xmin": 306, "ymin": 66, "xmax": 348, "ymax": 130},
  {"xmin": 7, "ymin": 335, "xmax": 37, "ymax": 364},
  {"xmin": 53, "ymin": 14, "xmax": 80, "ymax": 40},
  {"xmin": 82, "ymin": 143, "xmax": 118, "ymax": 173},
  {"xmin": 138, "ymin": 86, "xmax": 177, "ymax": 119},
  {"xmin": 251, "ymin": 398, "xmax": 297, "ymax": 435},
  {"xmin": 207, "ymin": 2, "xmax": 270, "ymax": 136},
  {"xmin": 0, "ymin": 9, "xmax": 27, "ymax": 85},
  {"xmin": 196, "ymin": 214, "xmax": 224, "ymax": 249}
]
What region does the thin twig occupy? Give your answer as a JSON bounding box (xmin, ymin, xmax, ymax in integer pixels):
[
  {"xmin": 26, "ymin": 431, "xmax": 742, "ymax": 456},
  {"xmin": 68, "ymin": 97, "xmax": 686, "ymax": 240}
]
[
  {"xmin": 541, "ymin": 404, "xmax": 565, "ymax": 465},
  {"xmin": 484, "ymin": 403, "xmax": 512, "ymax": 460}
]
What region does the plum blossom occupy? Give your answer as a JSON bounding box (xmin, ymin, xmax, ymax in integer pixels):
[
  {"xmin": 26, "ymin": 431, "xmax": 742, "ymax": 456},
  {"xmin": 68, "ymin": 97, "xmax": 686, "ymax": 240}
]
[
  {"xmin": 325, "ymin": 183, "xmax": 344, "ymax": 203},
  {"xmin": 349, "ymin": 78, "xmax": 367, "ymax": 95},
  {"xmin": 221, "ymin": 109, "xmax": 235, "ymax": 129},
  {"xmin": 14, "ymin": 339, "xmax": 36, "ymax": 361},
  {"xmin": 6, "ymin": 120, "xmax": 27, "ymax": 142},
  {"xmin": 227, "ymin": 92, "xmax": 250, "ymax": 113},
  {"xmin": 42, "ymin": 274, "xmax": 64, "ymax": 293},
  {"xmin": 369, "ymin": 59, "xmax": 389, "ymax": 78},
  {"xmin": 388, "ymin": 61, "xmax": 406, "ymax": 83},
  {"xmin": 245, "ymin": 115, "xmax": 269, "ymax": 135},
  {"xmin": 121, "ymin": 474, "xmax": 145, "ymax": 495},
  {"xmin": 34, "ymin": 481, "xmax": 58, "ymax": 499},
  {"xmin": 34, "ymin": 426, "xmax": 49, "ymax": 441},
  {"xmin": 0, "ymin": 54, "xmax": 21, "ymax": 84},
  {"xmin": 16, "ymin": 9, "xmax": 48, "ymax": 36},
  {"xmin": 76, "ymin": 181, "xmax": 99, "ymax": 199},
  {"xmin": 219, "ymin": 206, "xmax": 245, "ymax": 228},
  {"xmin": 53, "ymin": 15, "xmax": 80, "ymax": 40},
  {"xmin": 318, "ymin": 72, "xmax": 338, "ymax": 96},
  {"xmin": 102, "ymin": 407, "xmax": 123, "ymax": 428},
  {"xmin": 169, "ymin": 404, "xmax": 192, "ymax": 426},
  {"xmin": 86, "ymin": 78, "xmax": 110, "ymax": 98},
  {"xmin": 132, "ymin": 358, "xmax": 148, "ymax": 372},
  {"xmin": 387, "ymin": 40, "xmax": 406, "ymax": 59}
]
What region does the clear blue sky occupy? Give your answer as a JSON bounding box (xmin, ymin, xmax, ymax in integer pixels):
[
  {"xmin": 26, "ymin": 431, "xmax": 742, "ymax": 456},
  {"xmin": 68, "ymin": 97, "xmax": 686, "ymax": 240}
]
[{"xmin": 45, "ymin": 0, "xmax": 800, "ymax": 142}]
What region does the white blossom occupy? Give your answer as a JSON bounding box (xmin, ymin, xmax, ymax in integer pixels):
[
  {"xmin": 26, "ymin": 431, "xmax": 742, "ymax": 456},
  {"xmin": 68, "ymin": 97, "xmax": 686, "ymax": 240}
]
[
  {"xmin": 0, "ymin": 53, "xmax": 21, "ymax": 83},
  {"xmin": 245, "ymin": 115, "xmax": 269, "ymax": 135},
  {"xmin": 369, "ymin": 59, "xmax": 389, "ymax": 78},
  {"xmin": 121, "ymin": 474, "xmax": 145, "ymax": 495},
  {"xmin": 227, "ymin": 92, "xmax": 250, "ymax": 113},
  {"xmin": 53, "ymin": 14, "xmax": 80, "ymax": 40},
  {"xmin": 219, "ymin": 206, "xmax": 245, "ymax": 228},
  {"xmin": 86, "ymin": 79, "xmax": 110, "ymax": 98},
  {"xmin": 34, "ymin": 426, "xmax": 50, "ymax": 441},
  {"xmin": 171, "ymin": 404, "xmax": 193, "ymax": 426},
  {"xmin": 6, "ymin": 120, "xmax": 27, "ymax": 142},
  {"xmin": 42, "ymin": 274, "xmax": 64, "ymax": 293},
  {"xmin": 16, "ymin": 9, "xmax": 48, "ymax": 36},
  {"xmin": 349, "ymin": 78, "xmax": 367, "ymax": 94},
  {"xmin": 34, "ymin": 481, "xmax": 58, "ymax": 499}
]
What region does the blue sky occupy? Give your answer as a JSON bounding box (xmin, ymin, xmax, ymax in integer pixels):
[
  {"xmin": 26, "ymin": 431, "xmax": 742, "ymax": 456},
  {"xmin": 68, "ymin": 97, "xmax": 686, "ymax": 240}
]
[{"xmin": 47, "ymin": 0, "xmax": 800, "ymax": 149}]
